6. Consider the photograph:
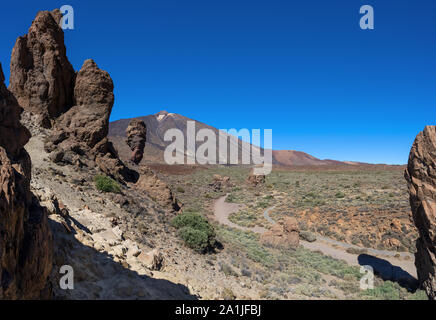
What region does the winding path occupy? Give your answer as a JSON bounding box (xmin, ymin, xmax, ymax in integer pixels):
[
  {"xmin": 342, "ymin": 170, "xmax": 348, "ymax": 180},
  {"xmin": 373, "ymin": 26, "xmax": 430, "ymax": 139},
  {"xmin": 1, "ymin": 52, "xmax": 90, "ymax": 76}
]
[{"xmin": 213, "ymin": 194, "xmax": 417, "ymax": 281}]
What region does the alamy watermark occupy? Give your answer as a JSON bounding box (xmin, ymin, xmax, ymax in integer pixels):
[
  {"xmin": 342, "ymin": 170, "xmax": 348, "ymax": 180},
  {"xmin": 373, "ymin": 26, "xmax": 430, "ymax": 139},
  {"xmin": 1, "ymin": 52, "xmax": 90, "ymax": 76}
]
[
  {"xmin": 360, "ymin": 265, "xmax": 374, "ymax": 290},
  {"xmin": 359, "ymin": 5, "xmax": 374, "ymax": 30},
  {"xmin": 59, "ymin": 265, "xmax": 74, "ymax": 290},
  {"xmin": 60, "ymin": 5, "xmax": 74, "ymax": 30},
  {"xmin": 163, "ymin": 121, "xmax": 273, "ymax": 175}
]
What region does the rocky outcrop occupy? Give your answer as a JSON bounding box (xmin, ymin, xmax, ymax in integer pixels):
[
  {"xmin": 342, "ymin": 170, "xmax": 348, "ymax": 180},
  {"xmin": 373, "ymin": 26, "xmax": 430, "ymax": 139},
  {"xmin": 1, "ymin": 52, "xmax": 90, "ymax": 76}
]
[
  {"xmin": 0, "ymin": 63, "xmax": 53, "ymax": 299},
  {"xmin": 260, "ymin": 217, "xmax": 299, "ymax": 249},
  {"xmin": 8, "ymin": 9, "xmax": 132, "ymax": 183},
  {"xmin": 137, "ymin": 249, "xmax": 164, "ymax": 271},
  {"xmin": 125, "ymin": 119, "xmax": 146, "ymax": 164},
  {"xmin": 44, "ymin": 60, "xmax": 135, "ymax": 182},
  {"xmin": 209, "ymin": 174, "xmax": 233, "ymax": 191},
  {"xmin": 136, "ymin": 166, "xmax": 181, "ymax": 213},
  {"xmin": 9, "ymin": 10, "xmax": 75, "ymax": 128},
  {"xmin": 247, "ymin": 168, "xmax": 265, "ymax": 187},
  {"xmin": 405, "ymin": 126, "xmax": 436, "ymax": 300}
]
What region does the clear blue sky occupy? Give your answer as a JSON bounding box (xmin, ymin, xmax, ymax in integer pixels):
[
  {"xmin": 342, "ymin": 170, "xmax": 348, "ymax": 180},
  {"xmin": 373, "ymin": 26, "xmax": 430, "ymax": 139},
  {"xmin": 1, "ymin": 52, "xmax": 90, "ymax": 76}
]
[{"xmin": 1, "ymin": 0, "xmax": 435, "ymax": 164}]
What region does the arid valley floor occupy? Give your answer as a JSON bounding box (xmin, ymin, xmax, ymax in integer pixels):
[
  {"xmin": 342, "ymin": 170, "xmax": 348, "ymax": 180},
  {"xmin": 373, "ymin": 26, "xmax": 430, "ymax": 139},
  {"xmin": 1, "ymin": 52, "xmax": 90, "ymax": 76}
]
[{"xmin": 137, "ymin": 162, "xmax": 427, "ymax": 300}]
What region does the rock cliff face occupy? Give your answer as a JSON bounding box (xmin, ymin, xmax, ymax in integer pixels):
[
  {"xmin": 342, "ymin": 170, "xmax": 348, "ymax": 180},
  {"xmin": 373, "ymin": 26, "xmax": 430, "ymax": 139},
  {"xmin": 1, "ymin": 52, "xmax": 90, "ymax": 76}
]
[
  {"xmin": 9, "ymin": 10, "xmax": 75, "ymax": 128},
  {"xmin": 0, "ymin": 63, "xmax": 53, "ymax": 299},
  {"xmin": 126, "ymin": 119, "xmax": 147, "ymax": 164},
  {"xmin": 405, "ymin": 126, "xmax": 436, "ymax": 300}
]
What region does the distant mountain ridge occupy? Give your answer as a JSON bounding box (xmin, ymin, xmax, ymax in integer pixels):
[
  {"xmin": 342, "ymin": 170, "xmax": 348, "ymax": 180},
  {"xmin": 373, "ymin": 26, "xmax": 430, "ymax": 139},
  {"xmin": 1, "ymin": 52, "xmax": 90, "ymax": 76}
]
[{"xmin": 109, "ymin": 110, "xmax": 365, "ymax": 167}]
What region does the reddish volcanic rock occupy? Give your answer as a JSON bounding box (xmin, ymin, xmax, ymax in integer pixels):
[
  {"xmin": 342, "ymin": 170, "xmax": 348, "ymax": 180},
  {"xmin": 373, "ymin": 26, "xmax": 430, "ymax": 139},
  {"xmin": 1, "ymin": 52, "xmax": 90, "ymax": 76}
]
[
  {"xmin": 261, "ymin": 217, "xmax": 299, "ymax": 249},
  {"xmin": 135, "ymin": 166, "xmax": 182, "ymax": 214},
  {"xmin": 209, "ymin": 174, "xmax": 233, "ymax": 191},
  {"xmin": 9, "ymin": 9, "xmax": 75, "ymax": 128},
  {"xmin": 0, "ymin": 63, "xmax": 53, "ymax": 299},
  {"xmin": 125, "ymin": 119, "xmax": 147, "ymax": 164},
  {"xmin": 44, "ymin": 60, "xmax": 135, "ymax": 182},
  {"xmin": 247, "ymin": 168, "xmax": 266, "ymax": 186},
  {"xmin": 405, "ymin": 126, "xmax": 436, "ymax": 300}
]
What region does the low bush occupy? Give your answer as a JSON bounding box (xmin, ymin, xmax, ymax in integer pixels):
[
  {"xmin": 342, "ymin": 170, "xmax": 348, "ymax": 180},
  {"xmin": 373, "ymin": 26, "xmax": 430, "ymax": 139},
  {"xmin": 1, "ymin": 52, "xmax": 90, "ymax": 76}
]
[
  {"xmin": 172, "ymin": 212, "xmax": 216, "ymax": 252},
  {"xmin": 176, "ymin": 186, "xmax": 185, "ymax": 193},
  {"xmin": 335, "ymin": 192, "xmax": 345, "ymax": 198},
  {"xmin": 94, "ymin": 175, "xmax": 121, "ymax": 193},
  {"xmin": 178, "ymin": 227, "xmax": 209, "ymax": 252}
]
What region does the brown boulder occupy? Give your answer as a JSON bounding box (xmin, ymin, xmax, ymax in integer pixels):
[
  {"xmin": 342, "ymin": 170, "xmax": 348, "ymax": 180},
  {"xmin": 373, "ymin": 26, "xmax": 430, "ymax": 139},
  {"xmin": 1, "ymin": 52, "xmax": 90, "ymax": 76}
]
[
  {"xmin": 209, "ymin": 174, "xmax": 233, "ymax": 191},
  {"xmin": 247, "ymin": 168, "xmax": 265, "ymax": 186},
  {"xmin": 0, "ymin": 63, "xmax": 53, "ymax": 299},
  {"xmin": 405, "ymin": 125, "xmax": 436, "ymax": 299},
  {"xmin": 125, "ymin": 119, "xmax": 147, "ymax": 164},
  {"xmin": 9, "ymin": 10, "xmax": 75, "ymax": 128},
  {"xmin": 137, "ymin": 249, "xmax": 164, "ymax": 271},
  {"xmin": 261, "ymin": 217, "xmax": 299, "ymax": 249},
  {"xmin": 135, "ymin": 166, "xmax": 181, "ymax": 213}
]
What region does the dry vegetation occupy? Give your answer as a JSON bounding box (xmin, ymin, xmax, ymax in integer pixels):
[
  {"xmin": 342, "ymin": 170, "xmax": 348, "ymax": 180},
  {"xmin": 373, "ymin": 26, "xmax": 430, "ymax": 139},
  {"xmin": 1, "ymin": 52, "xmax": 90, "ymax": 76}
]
[{"xmin": 153, "ymin": 164, "xmax": 425, "ymax": 300}]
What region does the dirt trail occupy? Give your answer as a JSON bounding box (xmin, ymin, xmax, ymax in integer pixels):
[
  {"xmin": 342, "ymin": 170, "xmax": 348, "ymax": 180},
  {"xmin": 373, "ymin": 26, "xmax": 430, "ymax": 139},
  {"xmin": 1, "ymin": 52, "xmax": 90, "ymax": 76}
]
[
  {"xmin": 213, "ymin": 195, "xmax": 417, "ymax": 280},
  {"xmin": 213, "ymin": 196, "xmax": 267, "ymax": 234}
]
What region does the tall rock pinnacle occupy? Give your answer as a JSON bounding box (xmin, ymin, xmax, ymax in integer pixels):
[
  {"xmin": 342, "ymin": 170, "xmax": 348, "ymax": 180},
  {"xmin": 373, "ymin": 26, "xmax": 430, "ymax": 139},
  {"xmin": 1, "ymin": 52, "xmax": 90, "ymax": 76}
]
[
  {"xmin": 9, "ymin": 9, "xmax": 75, "ymax": 128},
  {"xmin": 405, "ymin": 125, "xmax": 436, "ymax": 300}
]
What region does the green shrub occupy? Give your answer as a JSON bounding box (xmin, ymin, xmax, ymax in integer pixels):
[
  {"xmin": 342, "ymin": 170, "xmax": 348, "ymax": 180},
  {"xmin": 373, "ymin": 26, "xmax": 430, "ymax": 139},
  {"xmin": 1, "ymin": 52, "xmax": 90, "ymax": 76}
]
[
  {"xmin": 225, "ymin": 194, "xmax": 236, "ymax": 203},
  {"xmin": 178, "ymin": 227, "xmax": 209, "ymax": 252},
  {"xmin": 172, "ymin": 212, "xmax": 216, "ymax": 252},
  {"xmin": 94, "ymin": 175, "xmax": 121, "ymax": 193},
  {"xmin": 257, "ymin": 201, "xmax": 269, "ymax": 208},
  {"xmin": 176, "ymin": 186, "xmax": 185, "ymax": 193},
  {"xmin": 335, "ymin": 192, "xmax": 345, "ymax": 198}
]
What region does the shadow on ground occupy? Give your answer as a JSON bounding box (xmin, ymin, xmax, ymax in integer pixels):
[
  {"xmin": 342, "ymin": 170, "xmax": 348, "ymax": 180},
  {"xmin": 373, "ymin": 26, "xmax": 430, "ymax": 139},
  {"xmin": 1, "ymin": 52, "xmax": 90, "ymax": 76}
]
[
  {"xmin": 358, "ymin": 254, "xmax": 418, "ymax": 292},
  {"xmin": 49, "ymin": 219, "xmax": 198, "ymax": 300}
]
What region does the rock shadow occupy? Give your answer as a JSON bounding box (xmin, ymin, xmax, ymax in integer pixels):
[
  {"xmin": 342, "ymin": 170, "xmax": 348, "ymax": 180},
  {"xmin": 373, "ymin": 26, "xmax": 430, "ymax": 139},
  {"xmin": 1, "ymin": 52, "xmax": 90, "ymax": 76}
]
[
  {"xmin": 49, "ymin": 219, "xmax": 198, "ymax": 300},
  {"xmin": 357, "ymin": 253, "xmax": 418, "ymax": 292}
]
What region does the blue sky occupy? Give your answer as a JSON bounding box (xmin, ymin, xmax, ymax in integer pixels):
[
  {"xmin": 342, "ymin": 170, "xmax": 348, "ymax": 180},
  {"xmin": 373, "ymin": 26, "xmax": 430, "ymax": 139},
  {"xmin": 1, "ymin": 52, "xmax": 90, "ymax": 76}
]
[{"xmin": 1, "ymin": 0, "xmax": 435, "ymax": 164}]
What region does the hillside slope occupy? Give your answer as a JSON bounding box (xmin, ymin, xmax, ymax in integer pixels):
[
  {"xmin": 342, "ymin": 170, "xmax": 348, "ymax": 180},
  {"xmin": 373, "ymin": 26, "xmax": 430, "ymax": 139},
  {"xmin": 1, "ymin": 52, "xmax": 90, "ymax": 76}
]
[{"xmin": 109, "ymin": 110, "xmax": 360, "ymax": 167}]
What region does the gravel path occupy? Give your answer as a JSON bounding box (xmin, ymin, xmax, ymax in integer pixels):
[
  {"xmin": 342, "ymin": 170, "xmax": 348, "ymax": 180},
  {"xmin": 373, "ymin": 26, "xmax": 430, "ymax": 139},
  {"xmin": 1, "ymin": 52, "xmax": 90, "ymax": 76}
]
[{"xmin": 214, "ymin": 195, "xmax": 418, "ymax": 282}]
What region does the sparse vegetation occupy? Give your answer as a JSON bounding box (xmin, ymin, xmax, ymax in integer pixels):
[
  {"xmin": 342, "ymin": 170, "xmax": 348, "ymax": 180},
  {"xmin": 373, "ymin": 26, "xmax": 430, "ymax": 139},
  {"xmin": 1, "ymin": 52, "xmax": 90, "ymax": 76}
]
[
  {"xmin": 94, "ymin": 175, "xmax": 121, "ymax": 193},
  {"xmin": 176, "ymin": 186, "xmax": 185, "ymax": 193},
  {"xmin": 159, "ymin": 165, "xmax": 420, "ymax": 299},
  {"xmin": 172, "ymin": 212, "xmax": 216, "ymax": 252}
]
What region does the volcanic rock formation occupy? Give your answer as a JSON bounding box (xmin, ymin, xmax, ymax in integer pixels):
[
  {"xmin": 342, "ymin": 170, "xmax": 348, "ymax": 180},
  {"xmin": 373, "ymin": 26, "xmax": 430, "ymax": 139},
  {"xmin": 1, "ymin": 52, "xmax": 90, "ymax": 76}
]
[
  {"xmin": 247, "ymin": 168, "xmax": 266, "ymax": 187},
  {"xmin": 126, "ymin": 119, "xmax": 147, "ymax": 164},
  {"xmin": 261, "ymin": 217, "xmax": 299, "ymax": 249},
  {"xmin": 135, "ymin": 166, "xmax": 182, "ymax": 213},
  {"xmin": 0, "ymin": 63, "xmax": 53, "ymax": 299},
  {"xmin": 405, "ymin": 125, "xmax": 436, "ymax": 300},
  {"xmin": 9, "ymin": 10, "xmax": 75, "ymax": 128},
  {"xmin": 44, "ymin": 59, "xmax": 135, "ymax": 182},
  {"xmin": 209, "ymin": 174, "xmax": 233, "ymax": 191}
]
